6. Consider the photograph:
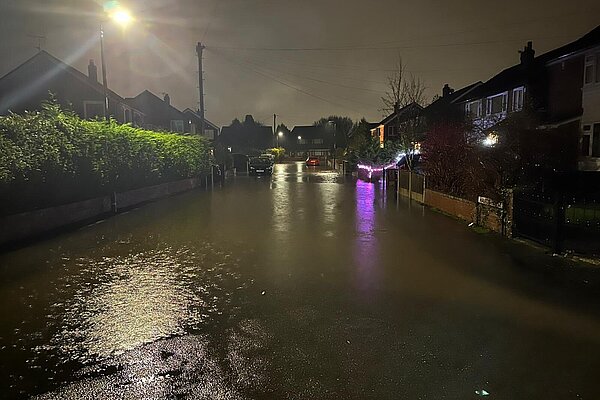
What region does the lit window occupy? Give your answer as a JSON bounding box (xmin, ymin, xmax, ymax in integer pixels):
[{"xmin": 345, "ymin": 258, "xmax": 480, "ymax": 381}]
[{"xmin": 466, "ymin": 100, "xmax": 481, "ymax": 118}]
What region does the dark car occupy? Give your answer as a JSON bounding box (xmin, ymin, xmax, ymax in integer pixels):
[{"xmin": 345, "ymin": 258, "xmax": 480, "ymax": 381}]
[
  {"xmin": 249, "ymin": 157, "xmax": 273, "ymax": 175},
  {"xmin": 306, "ymin": 156, "xmax": 320, "ymax": 166}
]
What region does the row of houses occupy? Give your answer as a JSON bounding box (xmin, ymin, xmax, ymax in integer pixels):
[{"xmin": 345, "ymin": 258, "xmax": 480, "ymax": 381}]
[
  {"xmin": 371, "ymin": 25, "xmax": 600, "ymax": 172},
  {"xmin": 0, "ymin": 51, "xmax": 219, "ymax": 139}
]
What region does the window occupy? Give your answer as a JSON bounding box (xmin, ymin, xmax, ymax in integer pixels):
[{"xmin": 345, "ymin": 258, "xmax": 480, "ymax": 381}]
[
  {"xmin": 83, "ymin": 101, "xmax": 104, "ymax": 119},
  {"xmin": 123, "ymin": 108, "xmax": 133, "ymax": 124},
  {"xmin": 593, "ymin": 123, "xmax": 600, "ymax": 158},
  {"xmin": 486, "ymin": 93, "xmax": 507, "ymax": 115},
  {"xmin": 512, "ymin": 87, "xmax": 524, "ymax": 111},
  {"xmin": 298, "ymin": 139, "xmax": 306, "ymax": 145},
  {"xmin": 465, "ymin": 100, "xmax": 481, "ymax": 118},
  {"xmin": 387, "ymin": 126, "xmax": 396, "ymax": 137},
  {"xmin": 133, "ymin": 112, "xmax": 143, "ymax": 127},
  {"xmin": 312, "ymin": 138, "xmax": 324, "ymax": 145},
  {"xmin": 585, "ymin": 55, "xmax": 595, "ymax": 84},
  {"xmin": 170, "ymin": 120, "xmax": 184, "ymax": 133},
  {"xmin": 581, "ymin": 135, "xmax": 591, "ymax": 156}
]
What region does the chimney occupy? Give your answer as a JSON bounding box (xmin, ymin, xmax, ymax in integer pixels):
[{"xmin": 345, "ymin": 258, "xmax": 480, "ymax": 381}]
[
  {"xmin": 163, "ymin": 93, "xmax": 171, "ymax": 105},
  {"xmin": 88, "ymin": 59, "xmax": 98, "ymax": 83},
  {"xmin": 519, "ymin": 41, "xmax": 535, "ymax": 66},
  {"xmin": 393, "ymin": 102, "xmax": 400, "ymax": 115},
  {"xmin": 442, "ymin": 84, "xmax": 454, "ymax": 97}
]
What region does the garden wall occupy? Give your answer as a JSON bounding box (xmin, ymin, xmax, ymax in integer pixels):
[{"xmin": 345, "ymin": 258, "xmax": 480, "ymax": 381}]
[{"xmin": 0, "ymin": 177, "xmax": 202, "ymax": 248}]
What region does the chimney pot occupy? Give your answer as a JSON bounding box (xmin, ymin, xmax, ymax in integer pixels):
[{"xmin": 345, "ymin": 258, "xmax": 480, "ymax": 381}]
[
  {"xmin": 442, "ymin": 84, "xmax": 454, "ymax": 97},
  {"xmin": 164, "ymin": 93, "xmax": 171, "ymax": 105},
  {"xmin": 88, "ymin": 59, "xmax": 98, "ymax": 83}
]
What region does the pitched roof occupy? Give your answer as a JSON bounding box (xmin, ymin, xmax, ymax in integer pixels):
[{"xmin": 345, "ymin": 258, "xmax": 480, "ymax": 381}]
[
  {"xmin": 290, "ymin": 125, "xmax": 331, "ymax": 139},
  {"xmin": 460, "ymin": 24, "xmax": 600, "ymax": 102},
  {"xmin": 377, "ymin": 102, "xmax": 424, "ymax": 126},
  {"xmin": 538, "ymin": 25, "xmax": 600, "ymax": 65},
  {"xmin": 182, "ymin": 108, "xmax": 220, "ymax": 131},
  {"xmin": 126, "ymin": 90, "xmax": 187, "ymax": 117},
  {"xmin": 0, "ymin": 51, "xmax": 126, "ymax": 102}
]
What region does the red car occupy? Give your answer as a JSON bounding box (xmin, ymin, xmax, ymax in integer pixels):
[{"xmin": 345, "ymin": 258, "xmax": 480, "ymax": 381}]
[{"xmin": 306, "ymin": 156, "xmax": 320, "ymax": 166}]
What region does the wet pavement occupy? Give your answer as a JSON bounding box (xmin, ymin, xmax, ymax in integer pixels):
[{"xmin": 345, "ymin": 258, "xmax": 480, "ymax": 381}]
[{"xmin": 1, "ymin": 162, "xmax": 599, "ymax": 399}]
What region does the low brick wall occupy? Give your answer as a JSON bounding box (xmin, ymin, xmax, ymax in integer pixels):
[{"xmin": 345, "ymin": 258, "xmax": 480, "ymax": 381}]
[
  {"xmin": 0, "ymin": 178, "xmax": 203, "ymax": 247},
  {"xmin": 0, "ymin": 196, "xmax": 111, "ymax": 245},
  {"xmin": 424, "ymin": 189, "xmax": 476, "ymax": 222}
]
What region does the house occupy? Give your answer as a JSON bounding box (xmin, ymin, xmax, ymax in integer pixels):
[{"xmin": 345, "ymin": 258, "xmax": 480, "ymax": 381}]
[
  {"xmin": 125, "ymin": 91, "xmax": 191, "ymax": 133},
  {"xmin": 455, "ymin": 25, "xmax": 600, "ymax": 170},
  {"xmin": 218, "ymin": 115, "xmax": 273, "ymax": 154},
  {"xmin": 287, "ymin": 126, "xmax": 335, "ymax": 157},
  {"xmin": 421, "ymin": 82, "xmax": 482, "ymax": 125},
  {"xmin": 0, "ymin": 51, "xmax": 143, "ymax": 124},
  {"xmin": 370, "ymin": 102, "xmax": 423, "ymax": 148},
  {"xmin": 182, "ymin": 108, "xmax": 220, "ymax": 139}
]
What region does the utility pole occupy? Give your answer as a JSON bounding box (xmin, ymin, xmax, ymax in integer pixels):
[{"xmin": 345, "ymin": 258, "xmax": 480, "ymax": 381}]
[
  {"xmin": 273, "ymin": 114, "xmax": 277, "ymax": 148},
  {"xmin": 196, "ymin": 42, "xmax": 206, "ymax": 136},
  {"xmin": 100, "ymin": 23, "xmax": 109, "ymax": 121}
]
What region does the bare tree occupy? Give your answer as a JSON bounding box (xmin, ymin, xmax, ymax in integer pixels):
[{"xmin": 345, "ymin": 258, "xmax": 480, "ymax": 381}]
[{"xmin": 380, "ymin": 55, "xmax": 427, "ymax": 116}]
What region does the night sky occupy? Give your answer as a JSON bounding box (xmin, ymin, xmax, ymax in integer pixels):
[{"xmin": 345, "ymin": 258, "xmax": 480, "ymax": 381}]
[{"xmin": 0, "ymin": 0, "xmax": 599, "ymax": 127}]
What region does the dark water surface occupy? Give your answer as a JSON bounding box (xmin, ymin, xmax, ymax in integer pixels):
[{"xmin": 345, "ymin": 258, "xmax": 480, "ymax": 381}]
[{"xmin": 1, "ymin": 163, "xmax": 599, "ymax": 399}]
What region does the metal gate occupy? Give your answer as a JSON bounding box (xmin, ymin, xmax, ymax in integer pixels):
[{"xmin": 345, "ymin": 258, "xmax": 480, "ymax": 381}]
[{"xmin": 512, "ymin": 189, "xmax": 560, "ymax": 250}]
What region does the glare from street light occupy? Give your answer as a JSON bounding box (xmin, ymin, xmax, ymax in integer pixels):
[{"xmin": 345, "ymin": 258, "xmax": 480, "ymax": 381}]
[
  {"xmin": 298, "ymin": 136, "xmax": 301, "ymax": 140},
  {"xmin": 110, "ymin": 9, "xmax": 133, "ymax": 27},
  {"xmin": 278, "ymin": 131, "xmax": 283, "ymax": 137}
]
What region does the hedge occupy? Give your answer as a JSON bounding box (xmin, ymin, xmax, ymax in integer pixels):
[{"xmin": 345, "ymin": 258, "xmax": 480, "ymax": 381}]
[{"xmin": 0, "ymin": 102, "xmax": 211, "ymax": 216}]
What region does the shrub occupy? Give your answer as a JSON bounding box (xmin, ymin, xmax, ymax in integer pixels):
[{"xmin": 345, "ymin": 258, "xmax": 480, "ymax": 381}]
[{"xmin": 0, "ymin": 102, "xmax": 210, "ymax": 215}]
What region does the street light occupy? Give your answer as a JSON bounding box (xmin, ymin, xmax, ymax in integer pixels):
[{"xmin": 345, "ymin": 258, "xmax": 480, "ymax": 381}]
[
  {"xmin": 100, "ymin": 6, "xmax": 134, "ymax": 120},
  {"xmin": 328, "ymin": 120, "xmax": 337, "ymax": 170},
  {"xmin": 277, "ymin": 131, "xmax": 283, "ymax": 147}
]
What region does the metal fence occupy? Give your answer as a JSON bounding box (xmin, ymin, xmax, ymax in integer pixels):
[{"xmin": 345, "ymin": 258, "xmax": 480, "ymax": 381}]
[{"xmin": 513, "ymin": 173, "xmax": 600, "ymax": 255}]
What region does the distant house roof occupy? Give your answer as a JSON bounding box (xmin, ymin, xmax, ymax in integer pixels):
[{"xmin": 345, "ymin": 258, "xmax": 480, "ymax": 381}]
[
  {"xmin": 126, "ymin": 90, "xmax": 184, "ymax": 116},
  {"xmin": 377, "ymin": 102, "xmax": 424, "ymax": 126},
  {"xmin": 182, "ymin": 108, "xmax": 219, "ymax": 131}
]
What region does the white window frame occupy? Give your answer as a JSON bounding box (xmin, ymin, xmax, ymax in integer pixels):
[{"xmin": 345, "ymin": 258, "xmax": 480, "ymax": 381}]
[
  {"xmin": 584, "ymin": 55, "xmax": 596, "ymax": 85},
  {"xmin": 512, "ymin": 87, "xmax": 525, "ymax": 112},
  {"xmin": 170, "ymin": 120, "xmax": 184, "ymax": 133},
  {"xmin": 486, "ymin": 92, "xmax": 508, "ymax": 115},
  {"xmin": 466, "ymin": 100, "xmax": 481, "ymax": 118},
  {"xmin": 83, "ymin": 100, "xmax": 105, "ymax": 119}
]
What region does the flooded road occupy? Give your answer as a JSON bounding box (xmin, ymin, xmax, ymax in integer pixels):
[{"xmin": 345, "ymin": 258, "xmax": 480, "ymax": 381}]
[{"xmin": 1, "ymin": 162, "xmax": 599, "ymax": 399}]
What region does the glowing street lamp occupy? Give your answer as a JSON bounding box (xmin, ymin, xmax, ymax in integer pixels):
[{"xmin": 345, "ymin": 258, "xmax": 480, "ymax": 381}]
[
  {"xmin": 100, "ymin": 6, "xmax": 134, "ymax": 120},
  {"xmin": 277, "ymin": 131, "xmax": 283, "ymax": 147}
]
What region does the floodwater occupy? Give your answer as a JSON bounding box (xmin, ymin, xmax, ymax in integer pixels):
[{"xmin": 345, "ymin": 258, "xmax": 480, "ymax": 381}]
[{"xmin": 1, "ymin": 162, "xmax": 599, "ymax": 399}]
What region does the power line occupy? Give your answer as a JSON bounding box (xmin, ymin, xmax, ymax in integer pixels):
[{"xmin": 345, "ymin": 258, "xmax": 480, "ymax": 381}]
[
  {"xmin": 210, "ymin": 49, "xmax": 364, "ymax": 113},
  {"xmin": 209, "ymin": 35, "xmax": 573, "ymax": 52}
]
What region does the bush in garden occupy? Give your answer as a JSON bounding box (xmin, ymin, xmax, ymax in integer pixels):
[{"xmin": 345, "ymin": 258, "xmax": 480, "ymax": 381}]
[{"xmin": 0, "ymin": 101, "xmax": 211, "ymax": 215}]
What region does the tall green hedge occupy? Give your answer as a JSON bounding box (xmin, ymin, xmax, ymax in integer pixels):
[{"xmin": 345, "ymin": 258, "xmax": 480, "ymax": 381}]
[{"xmin": 0, "ymin": 102, "xmax": 211, "ymax": 216}]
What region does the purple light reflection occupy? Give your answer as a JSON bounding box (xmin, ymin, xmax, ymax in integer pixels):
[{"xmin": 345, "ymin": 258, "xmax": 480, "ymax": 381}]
[{"xmin": 353, "ymin": 179, "xmax": 381, "ymax": 295}]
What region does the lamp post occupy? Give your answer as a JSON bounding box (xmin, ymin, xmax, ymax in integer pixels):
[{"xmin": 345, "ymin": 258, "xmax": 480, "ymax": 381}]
[
  {"xmin": 328, "ymin": 120, "xmax": 336, "ymax": 170},
  {"xmin": 100, "ymin": 7, "xmax": 133, "ymax": 121},
  {"xmin": 277, "ymin": 131, "xmax": 283, "ymax": 147}
]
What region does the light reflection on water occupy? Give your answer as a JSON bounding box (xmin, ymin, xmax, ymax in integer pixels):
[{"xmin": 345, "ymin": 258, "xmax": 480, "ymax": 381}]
[
  {"xmin": 39, "ymin": 245, "xmax": 246, "ymax": 364},
  {"xmin": 353, "ymin": 180, "xmax": 380, "ymax": 294}
]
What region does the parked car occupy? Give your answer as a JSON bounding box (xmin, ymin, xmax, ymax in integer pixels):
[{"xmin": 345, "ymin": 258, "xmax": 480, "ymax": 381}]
[
  {"xmin": 306, "ymin": 156, "xmax": 320, "ymax": 166},
  {"xmin": 249, "ymin": 157, "xmax": 273, "ymax": 175}
]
